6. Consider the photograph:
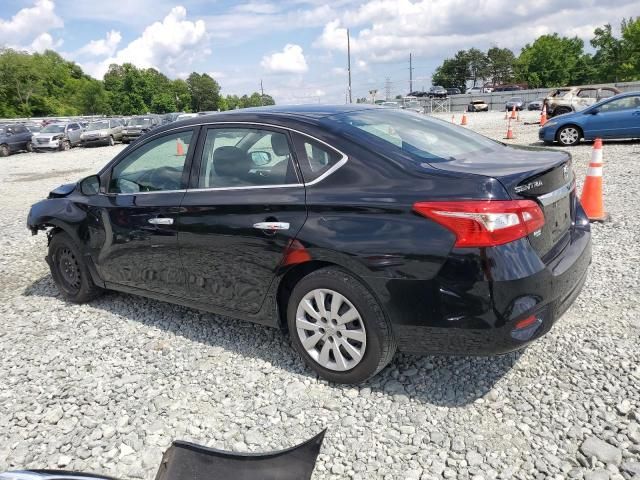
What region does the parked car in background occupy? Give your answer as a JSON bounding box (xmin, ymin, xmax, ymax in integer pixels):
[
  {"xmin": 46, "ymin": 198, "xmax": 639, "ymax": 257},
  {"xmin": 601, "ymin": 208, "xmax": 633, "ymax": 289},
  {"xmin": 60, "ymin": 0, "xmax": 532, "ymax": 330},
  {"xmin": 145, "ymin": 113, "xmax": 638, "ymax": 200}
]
[
  {"xmin": 505, "ymin": 97, "xmax": 525, "ymax": 111},
  {"xmin": 32, "ymin": 122, "xmax": 83, "ymax": 151},
  {"xmin": 468, "ymin": 99, "xmax": 489, "ymax": 112},
  {"xmin": 408, "ymin": 91, "xmax": 428, "ymax": 98},
  {"xmin": 0, "ymin": 124, "xmax": 34, "ymax": 157},
  {"xmin": 28, "ymin": 105, "xmax": 591, "ymax": 384},
  {"xmin": 528, "ymin": 99, "xmax": 545, "ymax": 111},
  {"xmin": 446, "ymin": 88, "xmax": 461, "ymax": 96},
  {"xmin": 121, "ymin": 115, "xmax": 161, "ymax": 143},
  {"xmin": 494, "ymin": 85, "xmax": 524, "ymax": 92},
  {"xmin": 539, "ymin": 91, "xmax": 640, "ymax": 146},
  {"xmin": 162, "ymin": 112, "xmax": 183, "ymax": 124},
  {"xmin": 544, "ymin": 85, "xmax": 621, "ymax": 117},
  {"xmin": 175, "ymin": 113, "xmax": 198, "ymax": 121},
  {"xmin": 428, "ymin": 86, "xmax": 448, "ymax": 98},
  {"xmin": 81, "ymin": 119, "xmax": 123, "ymax": 147}
]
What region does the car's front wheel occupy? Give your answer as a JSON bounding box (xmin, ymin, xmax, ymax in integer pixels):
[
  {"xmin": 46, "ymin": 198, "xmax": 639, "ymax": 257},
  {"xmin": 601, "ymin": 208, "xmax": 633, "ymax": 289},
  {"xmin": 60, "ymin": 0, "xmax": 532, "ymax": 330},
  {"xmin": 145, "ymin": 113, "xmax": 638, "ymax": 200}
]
[
  {"xmin": 0, "ymin": 144, "xmax": 9, "ymax": 157},
  {"xmin": 109, "ymin": 135, "xmax": 115, "ymax": 146},
  {"xmin": 287, "ymin": 267, "xmax": 396, "ymax": 384},
  {"xmin": 60, "ymin": 140, "xmax": 71, "ymax": 151},
  {"xmin": 26, "ymin": 141, "xmax": 33, "ymax": 152},
  {"xmin": 49, "ymin": 232, "xmax": 103, "ymax": 303},
  {"xmin": 557, "ymin": 125, "xmax": 582, "ymax": 146}
]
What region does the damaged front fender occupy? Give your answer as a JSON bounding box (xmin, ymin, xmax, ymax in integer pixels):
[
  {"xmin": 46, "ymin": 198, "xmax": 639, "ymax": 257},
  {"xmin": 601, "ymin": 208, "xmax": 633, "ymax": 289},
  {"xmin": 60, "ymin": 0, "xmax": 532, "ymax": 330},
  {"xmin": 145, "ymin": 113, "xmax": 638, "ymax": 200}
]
[{"xmin": 27, "ymin": 198, "xmax": 87, "ymax": 236}]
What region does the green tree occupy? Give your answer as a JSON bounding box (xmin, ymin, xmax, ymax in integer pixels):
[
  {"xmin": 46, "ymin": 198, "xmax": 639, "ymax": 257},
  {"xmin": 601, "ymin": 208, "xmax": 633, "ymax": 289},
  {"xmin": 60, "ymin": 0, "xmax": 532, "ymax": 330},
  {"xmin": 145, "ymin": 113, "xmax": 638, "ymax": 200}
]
[
  {"xmin": 515, "ymin": 34, "xmax": 589, "ymax": 87},
  {"xmin": 77, "ymin": 80, "xmax": 111, "ymax": 115},
  {"xmin": 619, "ymin": 17, "xmax": 640, "ymax": 81},
  {"xmin": 486, "ymin": 47, "xmax": 516, "ymax": 86},
  {"xmin": 465, "ymin": 48, "xmax": 489, "ymax": 87},
  {"xmin": 432, "ymin": 51, "xmax": 469, "ymax": 90},
  {"xmin": 187, "ymin": 72, "xmax": 221, "ymax": 112},
  {"xmin": 591, "ymin": 24, "xmax": 624, "ymax": 82}
]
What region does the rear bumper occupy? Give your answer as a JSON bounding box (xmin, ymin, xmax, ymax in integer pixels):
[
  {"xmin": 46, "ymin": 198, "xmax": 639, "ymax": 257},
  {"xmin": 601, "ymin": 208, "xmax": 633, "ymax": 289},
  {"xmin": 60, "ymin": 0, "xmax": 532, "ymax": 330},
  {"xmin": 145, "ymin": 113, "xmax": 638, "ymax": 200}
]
[{"xmin": 374, "ymin": 207, "xmax": 591, "ymax": 355}]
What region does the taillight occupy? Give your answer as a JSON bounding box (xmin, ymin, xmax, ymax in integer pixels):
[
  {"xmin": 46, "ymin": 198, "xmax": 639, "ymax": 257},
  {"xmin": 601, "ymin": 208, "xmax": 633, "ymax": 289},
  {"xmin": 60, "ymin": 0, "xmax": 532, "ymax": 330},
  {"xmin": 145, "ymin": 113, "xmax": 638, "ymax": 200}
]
[{"xmin": 413, "ymin": 200, "xmax": 545, "ymax": 247}]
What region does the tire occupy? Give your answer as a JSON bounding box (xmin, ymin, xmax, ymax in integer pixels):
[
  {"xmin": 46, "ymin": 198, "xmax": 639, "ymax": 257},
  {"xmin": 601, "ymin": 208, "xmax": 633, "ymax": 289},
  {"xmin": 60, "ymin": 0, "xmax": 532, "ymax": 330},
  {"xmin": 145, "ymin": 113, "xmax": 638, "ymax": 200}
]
[
  {"xmin": 109, "ymin": 135, "xmax": 115, "ymax": 146},
  {"xmin": 557, "ymin": 125, "xmax": 582, "ymax": 146},
  {"xmin": 287, "ymin": 267, "xmax": 396, "ymax": 384},
  {"xmin": 60, "ymin": 140, "xmax": 71, "ymax": 151},
  {"xmin": 26, "ymin": 141, "xmax": 33, "ymax": 152},
  {"xmin": 468, "ymin": 105, "xmax": 475, "ymax": 112},
  {"xmin": 0, "ymin": 144, "xmax": 9, "ymax": 157},
  {"xmin": 48, "ymin": 232, "xmax": 102, "ymax": 303}
]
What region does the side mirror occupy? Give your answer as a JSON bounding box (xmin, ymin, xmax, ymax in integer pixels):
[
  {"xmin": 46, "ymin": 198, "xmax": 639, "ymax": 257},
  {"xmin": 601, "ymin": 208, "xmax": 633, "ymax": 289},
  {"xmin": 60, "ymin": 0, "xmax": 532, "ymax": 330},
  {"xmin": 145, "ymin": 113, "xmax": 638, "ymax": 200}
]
[
  {"xmin": 79, "ymin": 174, "xmax": 100, "ymax": 196},
  {"xmin": 251, "ymin": 151, "xmax": 272, "ymax": 166}
]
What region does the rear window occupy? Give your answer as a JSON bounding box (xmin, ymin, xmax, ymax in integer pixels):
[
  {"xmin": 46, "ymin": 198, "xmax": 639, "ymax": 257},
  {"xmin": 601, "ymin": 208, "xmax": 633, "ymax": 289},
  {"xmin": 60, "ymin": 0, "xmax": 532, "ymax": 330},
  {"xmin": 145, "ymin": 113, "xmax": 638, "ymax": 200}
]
[{"xmin": 328, "ymin": 109, "xmax": 500, "ymax": 163}]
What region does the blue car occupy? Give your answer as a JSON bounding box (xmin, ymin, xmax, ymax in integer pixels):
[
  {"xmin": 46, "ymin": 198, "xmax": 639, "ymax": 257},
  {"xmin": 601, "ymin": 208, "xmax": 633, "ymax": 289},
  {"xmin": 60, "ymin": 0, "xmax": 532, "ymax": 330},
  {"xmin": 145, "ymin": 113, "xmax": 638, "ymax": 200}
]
[{"xmin": 539, "ymin": 91, "xmax": 640, "ymax": 146}]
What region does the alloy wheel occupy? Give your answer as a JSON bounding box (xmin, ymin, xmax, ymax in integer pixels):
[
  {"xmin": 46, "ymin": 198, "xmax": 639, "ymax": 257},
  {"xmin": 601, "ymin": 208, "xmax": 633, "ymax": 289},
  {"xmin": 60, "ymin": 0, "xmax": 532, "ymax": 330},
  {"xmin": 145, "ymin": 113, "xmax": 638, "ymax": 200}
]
[
  {"xmin": 559, "ymin": 127, "xmax": 579, "ymax": 145},
  {"xmin": 295, "ymin": 288, "xmax": 367, "ymax": 372}
]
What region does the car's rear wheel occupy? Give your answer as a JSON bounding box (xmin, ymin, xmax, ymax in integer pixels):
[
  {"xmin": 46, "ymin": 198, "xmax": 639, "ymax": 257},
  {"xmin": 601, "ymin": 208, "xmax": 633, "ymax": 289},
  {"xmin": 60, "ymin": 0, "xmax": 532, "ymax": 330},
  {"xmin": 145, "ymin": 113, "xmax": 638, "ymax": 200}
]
[
  {"xmin": 287, "ymin": 267, "xmax": 396, "ymax": 384},
  {"xmin": 109, "ymin": 135, "xmax": 115, "ymax": 146},
  {"xmin": 0, "ymin": 144, "xmax": 9, "ymax": 157},
  {"xmin": 60, "ymin": 140, "xmax": 71, "ymax": 151},
  {"xmin": 26, "ymin": 141, "xmax": 33, "ymax": 152},
  {"xmin": 49, "ymin": 232, "xmax": 102, "ymax": 303},
  {"xmin": 557, "ymin": 125, "xmax": 582, "ymax": 146},
  {"xmin": 555, "ymin": 106, "xmax": 572, "ymax": 116}
]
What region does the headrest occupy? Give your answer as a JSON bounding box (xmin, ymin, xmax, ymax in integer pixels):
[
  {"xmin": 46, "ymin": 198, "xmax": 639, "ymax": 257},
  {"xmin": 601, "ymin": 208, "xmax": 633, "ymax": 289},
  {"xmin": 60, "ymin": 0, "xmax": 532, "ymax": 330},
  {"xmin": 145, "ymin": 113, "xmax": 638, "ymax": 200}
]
[
  {"xmin": 271, "ymin": 134, "xmax": 290, "ymax": 157},
  {"xmin": 213, "ymin": 146, "xmax": 251, "ymax": 178}
]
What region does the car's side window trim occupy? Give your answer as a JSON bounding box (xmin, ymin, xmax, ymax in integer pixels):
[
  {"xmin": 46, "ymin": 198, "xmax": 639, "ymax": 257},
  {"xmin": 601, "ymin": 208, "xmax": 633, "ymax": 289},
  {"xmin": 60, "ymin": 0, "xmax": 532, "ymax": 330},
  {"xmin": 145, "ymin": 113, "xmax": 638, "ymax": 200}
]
[
  {"xmin": 99, "ymin": 125, "xmax": 201, "ymax": 196},
  {"xmin": 98, "ymin": 122, "xmax": 348, "ymax": 193},
  {"xmin": 186, "ymin": 124, "xmax": 304, "ymax": 192}
]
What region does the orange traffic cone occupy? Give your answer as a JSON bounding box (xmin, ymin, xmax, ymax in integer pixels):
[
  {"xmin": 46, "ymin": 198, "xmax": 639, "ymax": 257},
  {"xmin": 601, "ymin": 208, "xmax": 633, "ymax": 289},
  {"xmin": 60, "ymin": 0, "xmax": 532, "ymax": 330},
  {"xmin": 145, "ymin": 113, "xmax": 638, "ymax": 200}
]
[
  {"xmin": 176, "ymin": 140, "xmax": 185, "ymax": 156},
  {"xmin": 461, "ymin": 109, "xmax": 468, "ymax": 126},
  {"xmin": 580, "ymin": 138, "xmax": 609, "ymax": 222},
  {"xmin": 540, "ymin": 105, "xmax": 547, "ymax": 126},
  {"xmin": 504, "ymin": 119, "xmax": 514, "ymax": 139},
  {"xmin": 510, "ymin": 104, "xmax": 517, "ymax": 119}
]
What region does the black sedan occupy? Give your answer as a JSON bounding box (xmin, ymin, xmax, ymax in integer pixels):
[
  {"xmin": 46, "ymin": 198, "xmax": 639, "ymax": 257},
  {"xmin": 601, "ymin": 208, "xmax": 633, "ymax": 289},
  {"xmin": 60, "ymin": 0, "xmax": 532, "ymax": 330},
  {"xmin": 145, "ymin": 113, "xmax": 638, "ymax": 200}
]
[{"xmin": 27, "ymin": 105, "xmax": 591, "ymax": 384}]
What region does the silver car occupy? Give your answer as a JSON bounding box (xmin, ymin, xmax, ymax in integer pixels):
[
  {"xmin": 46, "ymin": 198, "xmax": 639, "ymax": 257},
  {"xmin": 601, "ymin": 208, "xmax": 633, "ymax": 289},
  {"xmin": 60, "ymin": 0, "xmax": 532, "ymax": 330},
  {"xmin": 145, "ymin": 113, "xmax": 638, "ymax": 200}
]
[
  {"xmin": 32, "ymin": 122, "xmax": 83, "ymax": 151},
  {"xmin": 505, "ymin": 97, "xmax": 525, "ymax": 111},
  {"xmin": 80, "ymin": 119, "xmax": 123, "ymax": 147}
]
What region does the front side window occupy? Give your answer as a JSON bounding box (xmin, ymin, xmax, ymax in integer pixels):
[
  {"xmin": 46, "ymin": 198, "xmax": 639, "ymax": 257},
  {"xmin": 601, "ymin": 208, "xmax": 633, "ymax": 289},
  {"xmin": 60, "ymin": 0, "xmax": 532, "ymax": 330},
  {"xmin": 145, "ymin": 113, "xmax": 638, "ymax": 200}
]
[
  {"xmin": 109, "ymin": 130, "xmax": 193, "ymax": 193},
  {"xmin": 197, "ymin": 128, "xmax": 297, "ymax": 189},
  {"xmin": 599, "ymin": 95, "xmax": 640, "ymax": 113}
]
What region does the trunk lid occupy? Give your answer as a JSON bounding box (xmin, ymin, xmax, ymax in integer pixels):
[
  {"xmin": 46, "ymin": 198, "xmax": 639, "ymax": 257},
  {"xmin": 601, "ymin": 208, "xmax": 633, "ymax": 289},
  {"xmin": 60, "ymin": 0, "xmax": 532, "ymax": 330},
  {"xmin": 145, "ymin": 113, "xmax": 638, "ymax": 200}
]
[{"xmin": 429, "ymin": 145, "xmax": 574, "ymax": 258}]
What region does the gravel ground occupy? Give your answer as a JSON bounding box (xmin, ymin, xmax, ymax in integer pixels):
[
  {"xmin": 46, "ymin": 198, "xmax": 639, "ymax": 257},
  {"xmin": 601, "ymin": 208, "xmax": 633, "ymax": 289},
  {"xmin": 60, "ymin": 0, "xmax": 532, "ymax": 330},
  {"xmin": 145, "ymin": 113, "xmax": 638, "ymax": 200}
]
[{"xmin": 1, "ymin": 113, "xmax": 639, "ymax": 480}]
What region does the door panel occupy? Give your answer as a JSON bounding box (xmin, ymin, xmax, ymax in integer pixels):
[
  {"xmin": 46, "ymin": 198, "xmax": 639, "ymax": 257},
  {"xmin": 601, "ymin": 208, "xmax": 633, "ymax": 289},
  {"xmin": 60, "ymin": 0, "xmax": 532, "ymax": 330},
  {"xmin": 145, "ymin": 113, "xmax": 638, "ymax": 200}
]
[
  {"xmin": 585, "ymin": 95, "xmax": 640, "ymax": 138},
  {"xmin": 179, "ymin": 189, "xmax": 306, "ymax": 312},
  {"xmin": 90, "ymin": 128, "xmax": 197, "ymax": 296},
  {"xmin": 178, "ymin": 126, "xmax": 307, "ymax": 314}
]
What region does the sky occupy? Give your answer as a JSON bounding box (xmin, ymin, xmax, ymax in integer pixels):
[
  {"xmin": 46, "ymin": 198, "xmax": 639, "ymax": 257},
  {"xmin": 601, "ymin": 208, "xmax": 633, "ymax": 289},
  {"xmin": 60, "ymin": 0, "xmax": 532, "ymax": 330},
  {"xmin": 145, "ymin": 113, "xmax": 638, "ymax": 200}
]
[{"xmin": 0, "ymin": 0, "xmax": 638, "ymax": 104}]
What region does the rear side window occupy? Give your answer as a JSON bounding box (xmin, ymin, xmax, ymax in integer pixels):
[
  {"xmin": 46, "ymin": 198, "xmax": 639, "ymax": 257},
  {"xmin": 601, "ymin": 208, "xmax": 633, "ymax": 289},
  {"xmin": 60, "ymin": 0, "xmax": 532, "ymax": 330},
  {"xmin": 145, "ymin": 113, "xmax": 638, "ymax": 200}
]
[
  {"xmin": 292, "ymin": 134, "xmax": 342, "ymax": 183},
  {"xmin": 197, "ymin": 128, "xmax": 298, "ymax": 189}
]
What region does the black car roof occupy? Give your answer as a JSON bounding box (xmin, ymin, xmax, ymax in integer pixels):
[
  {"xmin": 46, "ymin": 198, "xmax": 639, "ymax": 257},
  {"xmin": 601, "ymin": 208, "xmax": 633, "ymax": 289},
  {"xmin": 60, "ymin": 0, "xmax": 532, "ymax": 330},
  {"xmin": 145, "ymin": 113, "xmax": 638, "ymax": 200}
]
[{"xmin": 160, "ymin": 104, "xmax": 378, "ymax": 134}]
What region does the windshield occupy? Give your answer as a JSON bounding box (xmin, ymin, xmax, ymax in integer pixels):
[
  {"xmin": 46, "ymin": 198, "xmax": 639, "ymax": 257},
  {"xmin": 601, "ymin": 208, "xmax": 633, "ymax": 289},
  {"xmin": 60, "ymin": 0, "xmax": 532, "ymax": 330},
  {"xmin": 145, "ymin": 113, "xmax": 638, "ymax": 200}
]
[
  {"xmin": 127, "ymin": 117, "xmax": 152, "ymax": 127},
  {"xmin": 328, "ymin": 108, "xmax": 500, "ymax": 163},
  {"xmin": 41, "ymin": 124, "xmax": 65, "ymax": 133},
  {"xmin": 87, "ymin": 121, "xmax": 109, "ymax": 130}
]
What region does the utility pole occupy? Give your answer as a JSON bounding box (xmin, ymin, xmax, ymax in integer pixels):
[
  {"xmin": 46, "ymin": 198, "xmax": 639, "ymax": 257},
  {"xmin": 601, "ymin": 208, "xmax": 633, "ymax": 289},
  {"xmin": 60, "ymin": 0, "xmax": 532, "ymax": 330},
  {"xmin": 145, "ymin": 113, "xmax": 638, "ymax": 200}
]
[
  {"xmin": 260, "ymin": 79, "xmax": 264, "ymax": 106},
  {"xmin": 409, "ymin": 53, "xmax": 414, "ymax": 94},
  {"xmin": 347, "ymin": 29, "xmax": 352, "ymax": 104},
  {"xmin": 385, "ymin": 77, "xmax": 391, "ymax": 100}
]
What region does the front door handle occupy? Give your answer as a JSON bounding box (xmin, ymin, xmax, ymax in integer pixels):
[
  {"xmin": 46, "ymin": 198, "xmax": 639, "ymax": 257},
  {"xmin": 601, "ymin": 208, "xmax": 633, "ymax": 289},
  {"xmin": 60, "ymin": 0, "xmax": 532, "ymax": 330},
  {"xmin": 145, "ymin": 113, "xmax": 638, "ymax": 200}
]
[
  {"xmin": 253, "ymin": 222, "xmax": 290, "ymax": 231},
  {"xmin": 148, "ymin": 217, "xmax": 174, "ymax": 225}
]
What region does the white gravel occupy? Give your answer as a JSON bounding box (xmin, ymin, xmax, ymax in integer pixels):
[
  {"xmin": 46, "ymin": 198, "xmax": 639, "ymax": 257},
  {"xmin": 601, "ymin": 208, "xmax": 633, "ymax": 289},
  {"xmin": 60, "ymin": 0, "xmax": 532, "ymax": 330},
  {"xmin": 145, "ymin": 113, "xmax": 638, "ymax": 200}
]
[{"xmin": 1, "ymin": 114, "xmax": 639, "ymax": 480}]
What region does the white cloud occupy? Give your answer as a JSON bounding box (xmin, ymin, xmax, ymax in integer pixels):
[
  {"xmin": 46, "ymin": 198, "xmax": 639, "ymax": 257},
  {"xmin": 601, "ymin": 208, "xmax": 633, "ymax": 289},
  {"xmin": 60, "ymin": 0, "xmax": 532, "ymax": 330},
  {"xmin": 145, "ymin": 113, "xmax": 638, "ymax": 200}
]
[
  {"xmin": 232, "ymin": 2, "xmax": 280, "ymax": 14},
  {"xmin": 76, "ymin": 30, "xmax": 122, "ymax": 57},
  {"xmin": 0, "ymin": 0, "xmax": 63, "ymax": 51},
  {"xmin": 82, "ymin": 6, "xmax": 206, "ymax": 79},
  {"xmin": 261, "ymin": 44, "xmax": 308, "ymax": 74},
  {"xmin": 315, "ymin": 0, "xmax": 640, "ymax": 63}
]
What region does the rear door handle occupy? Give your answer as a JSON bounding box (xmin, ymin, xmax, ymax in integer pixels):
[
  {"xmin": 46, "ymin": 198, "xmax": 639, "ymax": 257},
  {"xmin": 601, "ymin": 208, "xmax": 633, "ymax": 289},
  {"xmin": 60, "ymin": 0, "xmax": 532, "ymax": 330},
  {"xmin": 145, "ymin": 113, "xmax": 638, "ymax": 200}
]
[
  {"xmin": 148, "ymin": 217, "xmax": 174, "ymax": 225},
  {"xmin": 253, "ymin": 222, "xmax": 290, "ymax": 231}
]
